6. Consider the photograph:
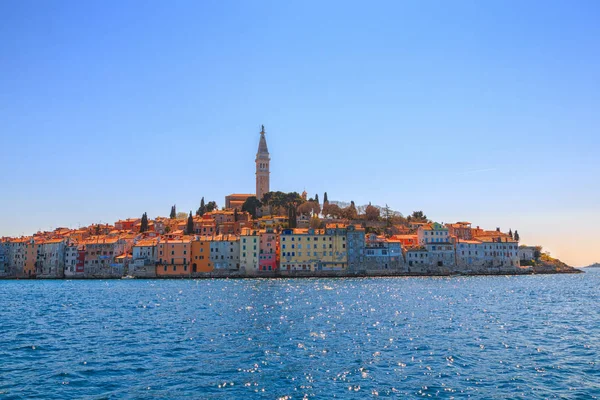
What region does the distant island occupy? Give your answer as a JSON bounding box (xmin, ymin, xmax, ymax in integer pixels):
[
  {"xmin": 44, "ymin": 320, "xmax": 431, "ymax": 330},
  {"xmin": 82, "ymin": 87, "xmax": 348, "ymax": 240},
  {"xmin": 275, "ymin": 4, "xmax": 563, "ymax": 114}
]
[
  {"xmin": 0, "ymin": 126, "xmax": 582, "ymax": 279},
  {"xmin": 584, "ymin": 263, "xmax": 600, "ymax": 268}
]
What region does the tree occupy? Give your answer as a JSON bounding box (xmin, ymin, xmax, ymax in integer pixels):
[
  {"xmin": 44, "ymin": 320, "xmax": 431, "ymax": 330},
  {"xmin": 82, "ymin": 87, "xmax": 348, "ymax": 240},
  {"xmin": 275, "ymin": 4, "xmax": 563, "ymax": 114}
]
[
  {"xmin": 176, "ymin": 212, "xmax": 187, "ymax": 220},
  {"xmin": 533, "ymin": 245, "xmax": 541, "ymax": 259},
  {"xmin": 342, "ymin": 201, "xmax": 358, "ymax": 220},
  {"xmin": 140, "ymin": 212, "xmax": 149, "ymax": 233},
  {"xmin": 315, "ymin": 194, "xmax": 319, "ymax": 205},
  {"xmin": 365, "ymin": 204, "xmax": 380, "ymax": 221},
  {"xmin": 508, "ymin": 229, "xmax": 513, "ymax": 239},
  {"xmin": 309, "ymin": 216, "xmax": 322, "ymax": 229},
  {"xmin": 205, "ymin": 201, "xmax": 218, "ymax": 213},
  {"xmin": 170, "ymin": 205, "xmax": 176, "ymax": 219},
  {"xmin": 298, "ymin": 200, "xmax": 320, "ymax": 217},
  {"xmin": 383, "ymin": 204, "xmax": 393, "ymax": 227},
  {"xmin": 285, "ymin": 192, "xmax": 305, "ymax": 228},
  {"xmin": 233, "ymin": 208, "xmax": 238, "ymax": 222},
  {"xmin": 242, "ymin": 196, "xmax": 262, "ymax": 219},
  {"xmin": 322, "ymin": 203, "xmax": 342, "ymax": 219},
  {"xmin": 196, "ymin": 197, "xmax": 206, "ymax": 216},
  {"xmin": 323, "ymin": 192, "xmax": 328, "ymax": 204},
  {"xmin": 186, "ymin": 211, "xmax": 194, "ymax": 235},
  {"xmin": 407, "ymin": 211, "xmax": 428, "ymax": 222},
  {"xmin": 514, "ymin": 230, "xmax": 520, "ymax": 242}
]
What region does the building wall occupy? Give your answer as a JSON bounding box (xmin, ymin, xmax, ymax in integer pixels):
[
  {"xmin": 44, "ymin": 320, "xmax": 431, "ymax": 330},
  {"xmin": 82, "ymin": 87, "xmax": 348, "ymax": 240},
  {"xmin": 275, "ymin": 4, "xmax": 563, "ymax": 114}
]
[
  {"xmin": 418, "ymin": 223, "xmax": 450, "ymax": 245},
  {"xmin": 259, "ymin": 230, "xmax": 278, "ymax": 272},
  {"xmin": 156, "ymin": 238, "xmax": 192, "ymax": 277},
  {"xmin": 240, "ymin": 233, "xmax": 260, "ymax": 273},
  {"xmin": 346, "ymin": 225, "xmax": 366, "ymax": 272},
  {"xmin": 191, "ymin": 238, "xmax": 212, "ymax": 273},
  {"xmin": 210, "ymin": 236, "xmax": 240, "ymax": 270}
]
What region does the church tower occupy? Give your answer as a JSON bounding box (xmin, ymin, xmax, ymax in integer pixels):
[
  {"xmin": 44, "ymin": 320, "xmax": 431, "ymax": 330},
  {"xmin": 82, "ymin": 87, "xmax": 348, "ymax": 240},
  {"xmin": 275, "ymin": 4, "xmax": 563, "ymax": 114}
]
[{"xmin": 255, "ymin": 125, "xmax": 270, "ymax": 201}]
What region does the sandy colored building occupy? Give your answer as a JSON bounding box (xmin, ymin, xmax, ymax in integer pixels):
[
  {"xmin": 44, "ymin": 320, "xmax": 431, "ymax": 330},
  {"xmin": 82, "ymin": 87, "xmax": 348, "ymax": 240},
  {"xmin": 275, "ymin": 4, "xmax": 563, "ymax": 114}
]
[{"xmin": 156, "ymin": 236, "xmax": 193, "ymax": 277}]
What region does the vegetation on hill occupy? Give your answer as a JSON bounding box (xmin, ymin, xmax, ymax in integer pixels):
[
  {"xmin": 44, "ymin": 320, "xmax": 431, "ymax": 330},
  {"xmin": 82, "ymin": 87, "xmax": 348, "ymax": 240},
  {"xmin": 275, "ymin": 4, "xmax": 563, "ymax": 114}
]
[{"xmin": 521, "ymin": 247, "xmax": 583, "ymax": 274}]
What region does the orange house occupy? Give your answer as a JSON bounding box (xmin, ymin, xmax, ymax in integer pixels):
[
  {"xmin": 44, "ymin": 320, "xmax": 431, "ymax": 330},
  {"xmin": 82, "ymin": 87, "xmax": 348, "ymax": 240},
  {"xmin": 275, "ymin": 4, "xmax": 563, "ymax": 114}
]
[
  {"xmin": 390, "ymin": 234, "xmax": 419, "ymax": 249},
  {"xmin": 23, "ymin": 238, "xmax": 38, "ymax": 277},
  {"xmin": 191, "ymin": 237, "xmax": 213, "ymax": 273},
  {"xmin": 156, "ymin": 236, "xmax": 192, "ymax": 277}
]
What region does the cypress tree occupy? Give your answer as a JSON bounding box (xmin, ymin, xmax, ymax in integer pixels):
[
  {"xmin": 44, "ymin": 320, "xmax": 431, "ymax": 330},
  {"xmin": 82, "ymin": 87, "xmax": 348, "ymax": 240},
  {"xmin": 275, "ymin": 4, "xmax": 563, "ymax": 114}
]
[
  {"xmin": 186, "ymin": 211, "xmax": 194, "ymax": 235},
  {"xmin": 170, "ymin": 205, "xmax": 176, "ymax": 219},
  {"xmin": 508, "ymin": 228, "xmax": 513, "ymax": 239},
  {"xmin": 234, "ymin": 208, "xmax": 238, "ymax": 222},
  {"xmin": 514, "ymin": 230, "xmax": 520, "ymax": 242},
  {"xmin": 323, "ymin": 192, "xmax": 328, "ymax": 204},
  {"xmin": 315, "ymin": 194, "xmax": 319, "ymax": 205},
  {"xmin": 140, "ymin": 212, "xmax": 149, "ymax": 233},
  {"xmin": 197, "ymin": 197, "xmax": 206, "ymax": 216}
]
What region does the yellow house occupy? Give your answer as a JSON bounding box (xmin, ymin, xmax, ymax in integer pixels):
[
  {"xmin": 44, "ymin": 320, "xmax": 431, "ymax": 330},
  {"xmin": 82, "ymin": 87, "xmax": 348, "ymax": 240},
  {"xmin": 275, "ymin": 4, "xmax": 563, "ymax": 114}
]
[{"xmin": 280, "ymin": 225, "xmax": 348, "ymax": 272}]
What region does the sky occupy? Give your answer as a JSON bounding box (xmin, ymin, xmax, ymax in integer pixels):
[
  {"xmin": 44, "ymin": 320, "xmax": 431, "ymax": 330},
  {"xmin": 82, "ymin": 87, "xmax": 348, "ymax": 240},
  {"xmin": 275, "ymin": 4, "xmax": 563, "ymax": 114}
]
[{"xmin": 1, "ymin": 0, "xmax": 599, "ymax": 266}]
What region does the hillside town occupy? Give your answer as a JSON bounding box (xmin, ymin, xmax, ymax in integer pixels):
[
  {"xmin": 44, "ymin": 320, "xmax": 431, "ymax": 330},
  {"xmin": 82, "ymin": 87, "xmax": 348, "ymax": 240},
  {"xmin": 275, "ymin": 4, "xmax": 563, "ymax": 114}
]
[{"xmin": 0, "ymin": 127, "xmax": 574, "ymax": 279}]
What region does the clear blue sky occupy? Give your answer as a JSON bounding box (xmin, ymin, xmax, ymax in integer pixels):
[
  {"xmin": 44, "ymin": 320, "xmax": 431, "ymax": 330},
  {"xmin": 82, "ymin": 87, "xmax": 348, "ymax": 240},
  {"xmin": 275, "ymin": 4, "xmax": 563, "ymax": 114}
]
[{"xmin": 1, "ymin": 1, "xmax": 599, "ymax": 265}]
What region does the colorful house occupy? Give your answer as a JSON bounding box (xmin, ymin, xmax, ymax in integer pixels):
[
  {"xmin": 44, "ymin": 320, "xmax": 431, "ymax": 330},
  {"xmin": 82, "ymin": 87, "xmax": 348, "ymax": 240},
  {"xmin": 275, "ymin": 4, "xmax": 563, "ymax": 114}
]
[
  {"xmin": 156, "ymin": 236, "xmax": 193, "ymax": 277},
  {"xmin": 191, "ymin": 237, "xmax": 213, "ymax": 273},
  {"xmin": 418, "ymin": 223, "xmax": 450, "ymax": 245}
]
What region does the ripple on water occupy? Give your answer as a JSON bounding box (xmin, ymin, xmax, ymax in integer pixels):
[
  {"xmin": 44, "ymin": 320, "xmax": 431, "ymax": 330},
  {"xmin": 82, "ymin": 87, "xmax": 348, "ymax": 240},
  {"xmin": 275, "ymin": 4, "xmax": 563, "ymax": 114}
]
[{"xmin": 0, "ymin": 272, "xmax": 599, "ymax": 399}]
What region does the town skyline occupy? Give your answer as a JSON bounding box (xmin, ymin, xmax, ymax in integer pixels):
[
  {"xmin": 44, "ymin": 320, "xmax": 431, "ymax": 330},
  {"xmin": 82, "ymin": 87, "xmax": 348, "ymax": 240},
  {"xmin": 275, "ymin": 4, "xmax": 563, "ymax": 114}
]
[{"xmin": 1, "ymin": 1, "xmax": 599, "ymax": 266}]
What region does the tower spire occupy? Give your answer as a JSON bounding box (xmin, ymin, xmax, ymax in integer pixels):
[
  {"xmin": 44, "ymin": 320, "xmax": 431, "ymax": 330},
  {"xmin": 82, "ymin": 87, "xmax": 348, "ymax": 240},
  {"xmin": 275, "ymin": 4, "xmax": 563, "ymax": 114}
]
[{"xmin": 255, "ymin": 125, "xmax": 270, "ymax": 201}]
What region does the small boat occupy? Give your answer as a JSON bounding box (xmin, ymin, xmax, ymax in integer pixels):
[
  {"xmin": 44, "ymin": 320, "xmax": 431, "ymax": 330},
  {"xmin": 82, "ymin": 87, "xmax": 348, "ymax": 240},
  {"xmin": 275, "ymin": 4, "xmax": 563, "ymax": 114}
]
[{"xmin": 122, "ymin": 275, "xmax": 135, "ymax": 279}]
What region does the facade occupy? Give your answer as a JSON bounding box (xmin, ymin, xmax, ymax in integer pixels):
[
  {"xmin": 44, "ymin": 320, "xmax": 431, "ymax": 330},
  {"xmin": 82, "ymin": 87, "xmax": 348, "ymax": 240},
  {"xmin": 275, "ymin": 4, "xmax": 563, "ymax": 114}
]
[
  {"xmin": 36, "ymin": 238, "xmax": 67, "ymax": 278},
  {"xmin": 24, "ymin": 239, "xmax": 37, "ymax": 278},
  {"xmin": 64, "ymin": 243, "xmax": 85, "ymax": 278},
  {"xmin": 390, "ymin": 234, "xmax": 418, "ymax": 248},
  {"xmin": 193, "ymin": 217, "xmax": 216, "ymax": 236},
  {"xmin": 280, "ymin": 225, "xmax": 347, "ymax": 272},
  {"xmin": 424, "ymin": 242, "xmax": 455, "ymax": 269},
  {"xmin": 131, "ymin": 238, "xmax": 159, "ymax": 277},
  {"xmin": 405, "ymin": 248, "xmax": 429, "ymax": 271},
  {"xmin": 115, "ymin": 218, "xmax": 140, "ymax": 231},
  {"xmin": 83, "ymin": 237, "xmax": 131, "ymax": 278},
  {"xmin": 210, "ymin": 235, "xmax": 240, "ymax": 270},
  {"xmin": 447, "ymin": 222, "xmax": 473, "ymax": 240},
  {"xmin": 259, "ymin": 228, "xmax": 278, "ymax": 272},
  {"xmin": 240, "ymin": 229, "xmax": 260, "ymax": 273},
  {"xmin": 156, "ymin": 237, "xmax": 193, "ymax": 277},
  {"xmin": 418, "ymin": 223, "xmax": 450, "ymax": 245},
  {"xmin": 225, "ymin": 194, "xmax": 254, "ymax": 211},
  {"xmin": 0, "ymin": 239, "xmax": 11, "ymax": 276},
  {"xmin": 346, "ymin": 225, "xmax": 366, "ymax": 272},
  {"xmin": 191, "ymin": 237, "xmax": 213, "ymax": 273},
  {"xmin": 518, "ymin": 246, "xmax": 537, "ymax": 261},
  {"xmin": 363, "ymin": 235, "xmax": 405, "ymax": 271},
  {"xmin": 255, "ymin": 125, "xmax": 270, "ymax": 201}
]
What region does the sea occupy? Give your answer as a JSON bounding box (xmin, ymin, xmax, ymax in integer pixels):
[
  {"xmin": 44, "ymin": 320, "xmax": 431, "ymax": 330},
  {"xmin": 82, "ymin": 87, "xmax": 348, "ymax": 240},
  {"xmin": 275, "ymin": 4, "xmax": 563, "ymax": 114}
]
[{"xmin": 1, "ymin": 269, "xmax": 599, "ymax": 399}]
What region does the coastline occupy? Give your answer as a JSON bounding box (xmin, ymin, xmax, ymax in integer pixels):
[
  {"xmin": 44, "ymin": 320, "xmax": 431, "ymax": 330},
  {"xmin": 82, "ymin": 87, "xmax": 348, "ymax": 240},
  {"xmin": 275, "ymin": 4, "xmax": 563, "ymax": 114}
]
[{"xmin": 0, "ymin": 267, "xmax": 583, "ymax": 280}]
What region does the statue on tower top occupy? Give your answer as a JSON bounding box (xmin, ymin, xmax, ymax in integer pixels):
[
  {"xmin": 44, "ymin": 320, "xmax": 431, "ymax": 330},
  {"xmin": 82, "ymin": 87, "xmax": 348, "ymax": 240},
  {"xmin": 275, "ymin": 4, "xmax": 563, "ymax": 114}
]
[{"xmin": 261, "ymin": 124, "xmax": 265, "ymax": 134}]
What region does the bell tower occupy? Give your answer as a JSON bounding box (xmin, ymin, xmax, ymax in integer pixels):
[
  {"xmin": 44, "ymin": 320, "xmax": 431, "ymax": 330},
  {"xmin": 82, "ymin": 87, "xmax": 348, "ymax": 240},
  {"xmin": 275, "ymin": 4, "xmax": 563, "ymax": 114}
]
[{"xmin": 255, "ymin": 125, "xmax": 270, "ymax": 201}]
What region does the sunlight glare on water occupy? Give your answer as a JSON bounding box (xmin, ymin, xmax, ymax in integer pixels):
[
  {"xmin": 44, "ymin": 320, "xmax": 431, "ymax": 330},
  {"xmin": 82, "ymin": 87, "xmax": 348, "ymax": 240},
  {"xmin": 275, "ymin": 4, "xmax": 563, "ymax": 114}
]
[{"xmin": 1, "ymin": 271, "xmax": 599, "ymax": 398}]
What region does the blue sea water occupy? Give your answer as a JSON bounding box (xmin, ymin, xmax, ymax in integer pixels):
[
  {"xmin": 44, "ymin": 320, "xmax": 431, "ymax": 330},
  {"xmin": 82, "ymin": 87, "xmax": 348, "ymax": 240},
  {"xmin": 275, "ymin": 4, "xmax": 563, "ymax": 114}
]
[{"xmin": 1, "ymin": 270, "xmax": 599, "ymax": 399}]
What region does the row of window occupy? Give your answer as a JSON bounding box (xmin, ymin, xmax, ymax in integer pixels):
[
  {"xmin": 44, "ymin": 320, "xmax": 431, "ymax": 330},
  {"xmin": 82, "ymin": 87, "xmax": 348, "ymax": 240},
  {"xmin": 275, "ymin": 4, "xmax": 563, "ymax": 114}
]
[
  {"xmin": 281, "ymin": 236, "xmax": 344, "ymax": 242},
  {"xmin": 283, "ymin": 251, "xmax": 338, "ymax": 257}
]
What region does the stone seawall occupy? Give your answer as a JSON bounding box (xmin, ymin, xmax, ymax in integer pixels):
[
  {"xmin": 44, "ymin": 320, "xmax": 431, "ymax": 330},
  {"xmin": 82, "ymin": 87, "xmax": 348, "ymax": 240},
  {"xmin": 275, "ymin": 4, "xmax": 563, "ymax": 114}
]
[{"xmin": 1, "ymin": 266, "xmax": 582, "ymax": 279}]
